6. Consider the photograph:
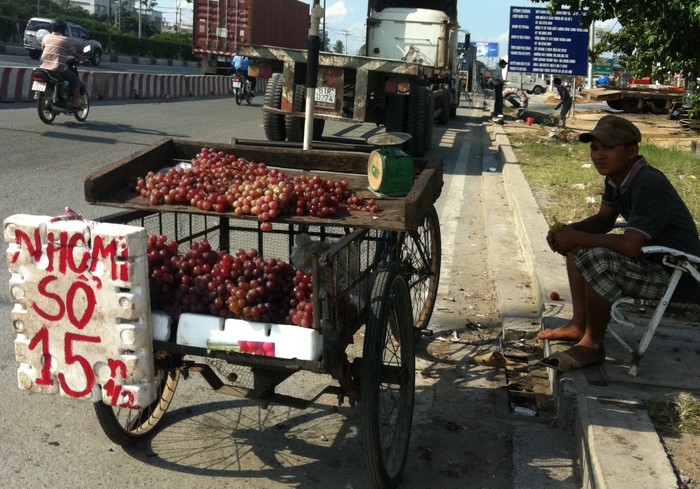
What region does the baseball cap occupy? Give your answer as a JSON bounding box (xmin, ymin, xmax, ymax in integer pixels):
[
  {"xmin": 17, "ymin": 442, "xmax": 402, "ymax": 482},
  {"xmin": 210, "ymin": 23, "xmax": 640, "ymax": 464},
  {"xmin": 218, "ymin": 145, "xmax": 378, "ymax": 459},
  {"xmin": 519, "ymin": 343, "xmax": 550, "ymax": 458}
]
[{"xmin": 579, "ymin": 115, "xmax": 641, "ymax": 146}]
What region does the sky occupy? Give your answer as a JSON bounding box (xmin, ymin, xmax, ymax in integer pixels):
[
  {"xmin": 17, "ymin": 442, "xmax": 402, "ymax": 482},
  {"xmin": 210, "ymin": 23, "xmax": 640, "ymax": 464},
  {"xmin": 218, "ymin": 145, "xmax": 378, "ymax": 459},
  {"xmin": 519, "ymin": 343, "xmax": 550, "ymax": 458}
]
[
  {"xmin": 157, "ymin": 0, "xmax": 539, "ymax": 54},
  {"xmin": 158, "ymin": 0, "xmax": 617, "ymax": 66}
]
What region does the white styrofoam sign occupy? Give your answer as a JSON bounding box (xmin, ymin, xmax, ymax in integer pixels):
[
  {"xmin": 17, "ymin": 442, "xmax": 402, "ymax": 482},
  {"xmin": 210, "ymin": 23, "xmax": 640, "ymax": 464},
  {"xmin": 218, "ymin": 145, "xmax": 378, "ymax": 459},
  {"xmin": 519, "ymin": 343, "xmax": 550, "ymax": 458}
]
[{"xmin": 4, "ymin": 214, "xmax": 157, "ymax": 408}]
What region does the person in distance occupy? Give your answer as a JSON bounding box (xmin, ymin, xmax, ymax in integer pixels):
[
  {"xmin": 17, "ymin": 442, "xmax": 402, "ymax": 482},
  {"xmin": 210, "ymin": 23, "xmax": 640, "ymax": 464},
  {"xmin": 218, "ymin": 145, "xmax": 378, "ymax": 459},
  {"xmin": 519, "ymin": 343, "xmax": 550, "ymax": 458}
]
[
  {"xmin": 39, "ymin": 19, "xmax": 85, "ymax": 111},
  {"xmin": 553, "ymin": 77, "xmax": 573, "ymax": 128}
]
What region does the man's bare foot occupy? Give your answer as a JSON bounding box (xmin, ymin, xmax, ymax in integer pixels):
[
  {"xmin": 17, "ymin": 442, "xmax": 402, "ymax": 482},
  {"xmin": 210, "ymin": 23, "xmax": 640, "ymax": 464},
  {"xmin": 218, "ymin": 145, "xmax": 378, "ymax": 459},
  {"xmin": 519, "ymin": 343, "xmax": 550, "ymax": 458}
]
[{"xmin": 537, "ymin": 322, "xmax": 584, "ymax": 341}]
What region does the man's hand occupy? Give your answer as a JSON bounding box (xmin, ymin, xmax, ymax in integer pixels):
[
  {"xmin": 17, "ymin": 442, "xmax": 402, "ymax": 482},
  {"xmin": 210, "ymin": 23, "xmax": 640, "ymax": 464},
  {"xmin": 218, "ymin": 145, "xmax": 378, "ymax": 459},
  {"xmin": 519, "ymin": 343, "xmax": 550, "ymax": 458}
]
[
  {"xmin": 547, "ymin": 226, "xmax": 580, "ymax": 255},
  {"xmin": 554, "ymin": 103, "xmax": 561, "ymax": 110}
]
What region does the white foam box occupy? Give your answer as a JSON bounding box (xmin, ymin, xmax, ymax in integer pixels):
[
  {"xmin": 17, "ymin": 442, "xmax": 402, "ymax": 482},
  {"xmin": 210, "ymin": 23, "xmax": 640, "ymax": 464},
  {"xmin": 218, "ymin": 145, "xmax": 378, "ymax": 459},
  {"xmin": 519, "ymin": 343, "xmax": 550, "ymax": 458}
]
[
  {"xmin": 175, "ymin": 313, "xmax": 322, "ymax": 361},
  {"xmin": 175, "ymin": 313, "xmax": 225, "ymax": 347},
  {"xmin": 3, "ymin": 214, "xmax": 157, "ymax": 408}
]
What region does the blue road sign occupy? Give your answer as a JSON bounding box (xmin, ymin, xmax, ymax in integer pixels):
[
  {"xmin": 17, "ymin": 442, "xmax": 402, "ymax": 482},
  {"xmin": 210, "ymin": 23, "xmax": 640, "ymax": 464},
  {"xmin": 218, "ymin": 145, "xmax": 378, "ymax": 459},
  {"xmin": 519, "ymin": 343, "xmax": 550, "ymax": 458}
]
[
  {"xmin": 507, "ymin": 7, "xmax": 589, "ymax": 75},
  {"xmin": 470, "ymin": 42, "xmax": 499, "ymax": 58}
]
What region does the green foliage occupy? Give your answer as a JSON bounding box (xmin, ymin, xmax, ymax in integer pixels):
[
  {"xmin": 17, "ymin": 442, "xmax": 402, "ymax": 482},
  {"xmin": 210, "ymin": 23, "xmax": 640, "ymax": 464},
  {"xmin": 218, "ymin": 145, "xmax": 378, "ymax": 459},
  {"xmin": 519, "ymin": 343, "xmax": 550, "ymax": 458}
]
[
  {"xmin": 685, "ymin": 82, "xmax": 700, "ymax": 119},
  {"xmin": 333, "ymin": 40, "xmax": 345, "ymax": 54},
  {"xmin": 532, "ymin": 1, "xmax": 700, "ymax": 81}
]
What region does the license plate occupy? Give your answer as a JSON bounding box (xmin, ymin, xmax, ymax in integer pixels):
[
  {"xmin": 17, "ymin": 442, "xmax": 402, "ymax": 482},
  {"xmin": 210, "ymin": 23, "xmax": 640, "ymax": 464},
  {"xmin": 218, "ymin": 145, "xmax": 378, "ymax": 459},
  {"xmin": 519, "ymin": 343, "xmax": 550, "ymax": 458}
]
[
  {"xmin": 5, "ymin": 215, "xmax": 157, "ymax": 408},
  {"xmin": 232, "ymin": 81, "xmax": 241, "ymax": 89},
  {"xmin": 315, "ymin": 87, "xmax": 336, "ymax": 104},
  {"xmin": 32, "ymin": 81, "xmax": 46, "ymax": 92}
]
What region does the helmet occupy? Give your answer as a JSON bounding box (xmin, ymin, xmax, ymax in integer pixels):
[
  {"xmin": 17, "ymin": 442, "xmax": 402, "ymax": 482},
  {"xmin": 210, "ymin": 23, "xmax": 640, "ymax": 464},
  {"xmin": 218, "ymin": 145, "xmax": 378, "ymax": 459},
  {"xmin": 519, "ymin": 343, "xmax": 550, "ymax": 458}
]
[{"xmin": 51, "ymin": 19, "xmax": 67, "ymax": 35}]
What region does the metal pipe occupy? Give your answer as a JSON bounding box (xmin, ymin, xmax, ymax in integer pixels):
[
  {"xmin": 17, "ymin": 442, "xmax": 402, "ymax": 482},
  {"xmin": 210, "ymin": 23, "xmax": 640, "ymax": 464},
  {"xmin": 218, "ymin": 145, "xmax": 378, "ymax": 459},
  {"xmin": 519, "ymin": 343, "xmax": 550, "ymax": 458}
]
[{"xmin": 304, "ymin": 1, "xmax": 324, "ymax": 150}]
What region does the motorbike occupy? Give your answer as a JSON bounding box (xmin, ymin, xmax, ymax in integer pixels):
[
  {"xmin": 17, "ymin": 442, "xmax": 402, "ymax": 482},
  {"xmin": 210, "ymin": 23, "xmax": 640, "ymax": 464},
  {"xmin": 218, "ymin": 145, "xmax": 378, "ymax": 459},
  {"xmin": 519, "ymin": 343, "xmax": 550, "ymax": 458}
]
[
  {"xmin": 31, "ymin": 45, "xmax": 91, "ymax": 124},
  {"xmin": 231, "ymin": 73, "xmax": 253, "ymax": 105}
]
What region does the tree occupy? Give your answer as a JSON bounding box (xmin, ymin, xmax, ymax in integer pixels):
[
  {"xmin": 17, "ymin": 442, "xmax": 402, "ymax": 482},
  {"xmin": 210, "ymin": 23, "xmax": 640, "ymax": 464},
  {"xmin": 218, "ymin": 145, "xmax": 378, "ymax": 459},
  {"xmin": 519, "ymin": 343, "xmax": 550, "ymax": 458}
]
[
  {"xmin": 333, "ymin": 39, "xmax": 344, "ymax": 54},
  {"xmin": 532, "ymin": 0, "xmax": 700, "ymax": 81}
]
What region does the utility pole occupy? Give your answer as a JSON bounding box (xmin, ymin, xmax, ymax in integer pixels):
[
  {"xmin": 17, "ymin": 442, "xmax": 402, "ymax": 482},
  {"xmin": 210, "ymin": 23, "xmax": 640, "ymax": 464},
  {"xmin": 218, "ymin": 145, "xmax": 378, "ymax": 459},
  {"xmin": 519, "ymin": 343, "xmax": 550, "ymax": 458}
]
[{"xmin": 341, "ymin": 29, "xmax": 350, "ymax": 54}]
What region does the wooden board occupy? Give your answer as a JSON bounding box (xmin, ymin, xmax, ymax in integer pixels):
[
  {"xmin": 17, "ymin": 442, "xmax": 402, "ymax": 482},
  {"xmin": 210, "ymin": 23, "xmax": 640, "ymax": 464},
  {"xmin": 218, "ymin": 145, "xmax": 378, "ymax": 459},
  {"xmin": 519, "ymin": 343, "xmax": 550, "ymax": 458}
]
[{"xmin": 84, "ymin": 139, "xmax": 443, "ymax": 232}]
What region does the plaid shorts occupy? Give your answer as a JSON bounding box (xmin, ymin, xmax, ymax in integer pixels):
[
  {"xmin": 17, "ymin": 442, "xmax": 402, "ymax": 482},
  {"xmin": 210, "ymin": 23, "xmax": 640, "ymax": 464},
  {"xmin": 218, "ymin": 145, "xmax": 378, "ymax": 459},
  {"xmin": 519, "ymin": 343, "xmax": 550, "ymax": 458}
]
[{"xmin": 574, "ymin": 247, "xmax": 670, "ymax": 303}]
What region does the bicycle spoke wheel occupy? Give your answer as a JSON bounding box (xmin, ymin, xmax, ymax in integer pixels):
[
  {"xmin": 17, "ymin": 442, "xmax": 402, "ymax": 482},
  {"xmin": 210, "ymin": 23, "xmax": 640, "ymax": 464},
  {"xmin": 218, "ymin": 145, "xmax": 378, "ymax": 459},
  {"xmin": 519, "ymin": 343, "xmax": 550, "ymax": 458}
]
[
  {"xmin": 93, "ymin": 351, "xmax": 180, "ymax": 446},
  {"xmin": 362, "ymin": 261, "xmax": 415, "ymax": 489},
  {"xmin": 398, "ymin": 205, "xmax": 441, "ymax": 338}
]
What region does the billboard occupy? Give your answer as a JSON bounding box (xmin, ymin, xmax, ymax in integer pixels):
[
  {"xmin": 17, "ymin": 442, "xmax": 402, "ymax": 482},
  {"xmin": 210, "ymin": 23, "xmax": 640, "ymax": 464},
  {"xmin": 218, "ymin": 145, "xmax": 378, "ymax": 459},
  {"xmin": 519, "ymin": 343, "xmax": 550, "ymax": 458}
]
[
  {"xmin": 507, "ymin": 7, "xmax": 589, "ymax": 75},
  {"xmin": 470, "ymin": 42, "xmax": 499, "ymax": 58}
]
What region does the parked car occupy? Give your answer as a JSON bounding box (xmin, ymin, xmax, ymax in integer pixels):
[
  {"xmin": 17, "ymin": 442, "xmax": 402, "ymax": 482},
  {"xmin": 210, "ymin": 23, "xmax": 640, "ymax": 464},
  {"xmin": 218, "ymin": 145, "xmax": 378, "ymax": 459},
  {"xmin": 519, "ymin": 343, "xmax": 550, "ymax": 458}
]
[{"xmin": 23, "ymin": 17, "xmax": 103, "ymax": 66}]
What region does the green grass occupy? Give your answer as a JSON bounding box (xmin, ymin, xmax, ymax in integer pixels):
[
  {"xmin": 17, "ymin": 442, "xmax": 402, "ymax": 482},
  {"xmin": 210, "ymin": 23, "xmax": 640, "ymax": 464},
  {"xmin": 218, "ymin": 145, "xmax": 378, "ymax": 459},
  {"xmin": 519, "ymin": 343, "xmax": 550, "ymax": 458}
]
[{"xmin": 510, "ymin": 134, "xmax": 700, "ymax": 228}]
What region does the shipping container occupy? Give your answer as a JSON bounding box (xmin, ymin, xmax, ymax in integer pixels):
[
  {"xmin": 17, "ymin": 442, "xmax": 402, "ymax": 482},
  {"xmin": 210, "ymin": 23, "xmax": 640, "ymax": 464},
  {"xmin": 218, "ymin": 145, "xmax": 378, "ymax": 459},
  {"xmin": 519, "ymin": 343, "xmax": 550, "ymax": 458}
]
[{"xmin": 194, "ymin": 0, "xmax": 310, "ymax": 75}]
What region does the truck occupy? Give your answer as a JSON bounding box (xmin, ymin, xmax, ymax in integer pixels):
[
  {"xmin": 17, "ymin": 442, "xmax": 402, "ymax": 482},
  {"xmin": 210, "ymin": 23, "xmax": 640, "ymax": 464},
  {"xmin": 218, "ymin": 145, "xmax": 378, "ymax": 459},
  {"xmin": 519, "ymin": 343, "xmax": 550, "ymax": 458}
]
[
  {"xmin": 193, "ymin": 0, "xmax": 310, "ymax": 75},
  {"xmin": 506, "ymin": 72, "xmax": 547, "ymax": 95},
  {"xmin": 239, "ymin": 0, "xmax": 462, "ymax": 157}
]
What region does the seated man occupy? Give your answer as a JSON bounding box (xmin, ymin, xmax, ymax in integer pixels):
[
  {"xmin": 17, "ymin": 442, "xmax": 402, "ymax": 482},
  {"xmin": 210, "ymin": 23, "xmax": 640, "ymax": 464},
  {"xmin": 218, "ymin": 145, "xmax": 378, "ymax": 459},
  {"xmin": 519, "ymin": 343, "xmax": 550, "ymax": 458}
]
[
  {"xmin": 539, "ymin": 115, "xmax": 700, "ymax": 372},
  {"xmin": 40, "ymin": 19, "xmax": 84, "ymax": 110}
]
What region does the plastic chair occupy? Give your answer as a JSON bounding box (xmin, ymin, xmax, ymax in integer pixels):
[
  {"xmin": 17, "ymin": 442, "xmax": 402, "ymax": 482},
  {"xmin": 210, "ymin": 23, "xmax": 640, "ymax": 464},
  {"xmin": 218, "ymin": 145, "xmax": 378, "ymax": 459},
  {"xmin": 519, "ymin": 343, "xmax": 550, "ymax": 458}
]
[{"xmin": 609, "ymin": 246, "xmax": 700, "ymax": 377}]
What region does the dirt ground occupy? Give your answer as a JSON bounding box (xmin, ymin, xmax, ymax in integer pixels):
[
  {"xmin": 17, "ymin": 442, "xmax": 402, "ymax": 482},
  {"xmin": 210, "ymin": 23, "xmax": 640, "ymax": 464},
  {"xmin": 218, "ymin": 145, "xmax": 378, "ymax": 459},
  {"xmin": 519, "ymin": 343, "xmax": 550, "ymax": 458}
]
[
  {"xmin": 503, "ymin": 105, "xmax": 700, "ymax": 488},
  {"xmin": 505, "ymin": 98, "xmax": 700, "ymax": 150}
]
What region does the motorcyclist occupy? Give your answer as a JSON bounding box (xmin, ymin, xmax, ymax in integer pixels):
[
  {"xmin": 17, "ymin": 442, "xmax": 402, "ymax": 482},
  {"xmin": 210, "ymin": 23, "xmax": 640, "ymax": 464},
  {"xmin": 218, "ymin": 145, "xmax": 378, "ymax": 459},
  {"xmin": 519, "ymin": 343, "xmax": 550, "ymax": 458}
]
[
  {"xmin": 232, "ymin": 53, "xmax": 256, "ymax": 94},
  {"xmin": 39, "ymin": 19, "xmax": 84, "ymax": 110}
]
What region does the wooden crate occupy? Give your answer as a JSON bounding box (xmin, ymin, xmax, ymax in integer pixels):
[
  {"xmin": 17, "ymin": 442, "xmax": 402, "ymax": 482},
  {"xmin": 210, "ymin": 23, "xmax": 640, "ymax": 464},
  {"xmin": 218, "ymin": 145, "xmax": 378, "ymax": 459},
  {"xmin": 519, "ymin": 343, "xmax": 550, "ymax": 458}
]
[{"xmin": 84, "ymin": 138, "xmax": 443, "ymax": 232}]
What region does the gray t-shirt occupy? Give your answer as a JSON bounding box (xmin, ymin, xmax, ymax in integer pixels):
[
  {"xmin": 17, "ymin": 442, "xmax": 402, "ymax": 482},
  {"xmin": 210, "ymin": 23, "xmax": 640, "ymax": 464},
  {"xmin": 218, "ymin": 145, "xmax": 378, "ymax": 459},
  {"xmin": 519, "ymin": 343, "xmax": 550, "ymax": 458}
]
[{"xmin": 602, "ymin": 156, "xmax": 700, "ymax": 301}]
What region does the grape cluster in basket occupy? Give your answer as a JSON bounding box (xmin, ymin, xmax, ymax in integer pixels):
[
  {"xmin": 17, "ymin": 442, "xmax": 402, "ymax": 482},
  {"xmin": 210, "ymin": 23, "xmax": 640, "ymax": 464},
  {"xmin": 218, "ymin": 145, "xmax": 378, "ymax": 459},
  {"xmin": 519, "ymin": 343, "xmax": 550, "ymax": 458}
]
[
  {"xmin": 132, "ymin": 147, "xmax": 379, "ymax": 231},
  {"xmin": 147, "ymin": 235, "xmax": 313, "ymax": 328}
]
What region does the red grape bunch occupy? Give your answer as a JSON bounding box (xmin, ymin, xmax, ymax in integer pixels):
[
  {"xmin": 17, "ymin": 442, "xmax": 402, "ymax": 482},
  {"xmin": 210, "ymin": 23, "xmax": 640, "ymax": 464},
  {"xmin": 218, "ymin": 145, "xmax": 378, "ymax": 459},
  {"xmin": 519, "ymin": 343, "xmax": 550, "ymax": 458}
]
[
  {"xmin": 145, "ymin": 235, "xmax": 316, "ymax": 329},
  {"xmin": 131, "ymin": 147, "xmax": 380, "ymax": 231}
]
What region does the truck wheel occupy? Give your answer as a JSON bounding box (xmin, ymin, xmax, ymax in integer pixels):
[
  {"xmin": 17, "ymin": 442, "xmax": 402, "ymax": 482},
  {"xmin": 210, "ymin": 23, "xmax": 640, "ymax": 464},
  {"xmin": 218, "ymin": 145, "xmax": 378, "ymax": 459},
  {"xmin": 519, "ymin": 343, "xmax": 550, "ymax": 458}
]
[
  {"xmin": 532, "ymin": 86, "xmax": 545, "ymax": 95},
  {"xmin": 286, "ymin": 84, "xmax": 325, "ymax": 142},
  {"xmin": 606, "ymin": 99, "xmax": 624, "ymax": 111},
  {"xmin": 286, "ymin": 84, "xmax": 305, "ymax": 142},
  {"xmin": 406, "ymin": 85, "xmax": 428, "ymax": 157},
  {"xmin": 424, "ymin": 88, "xmax": 434, "ymax": 151},
  {"xmin": 436, "ymin": 89, "xmax": 449, "ymax": 125},
  {"xmin": 621, "ymin": 97, "xmax": 642, "ymax": 113},
  {"xmin": 385, "ymin": 95, "xmax": 407, "ymax": 132},
  {"xmin": 648, "ymin": 99, "xmax": 671, "ymax": 114},
  {"xmin": 263, "ymin": 73, "xmax": 287, "ymax": 141}
]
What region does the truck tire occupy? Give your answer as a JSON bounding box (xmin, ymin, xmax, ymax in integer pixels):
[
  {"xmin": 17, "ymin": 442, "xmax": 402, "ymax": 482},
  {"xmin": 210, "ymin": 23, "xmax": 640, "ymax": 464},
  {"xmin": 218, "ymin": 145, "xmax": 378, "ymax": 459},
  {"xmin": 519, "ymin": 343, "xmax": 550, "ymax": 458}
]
[
  {"xmin": 424, "ymin": 89, "xmax": 434, "ymax": 151},
  {"xmin": 532, "ymin": 85, "xmax": 545, "ymax": 95},
  {"xmin": 436, "ymin": 89, "xmax": 449, "ymax": 125},
  {"xmin": 606, "ymin": 99, "xmax": 624, "ymax": 111},
  {"xmin": 406, "ymin": 85, "xmax": 429, "ymax": 157},
  {"xmin": 263, "ymin": 73, "xmax": 287, "ymax": 141},
  {"xmin": 286, "ymin": 84, "xmax": 305, "ymax": 142},
  {"xmin": 286, "ymin": 84, "xmax": 325, "ymax": 142},
  {"xmin": 648, "ymin": 98, "xmax": 671, "ymax": 114},
  {"xmin": 621, "ymin": 97, "xmax": 642, "ymax": 113},
  {"xmin": 385, "ymin": 95, "xmax": 407, "ymax": 132}
]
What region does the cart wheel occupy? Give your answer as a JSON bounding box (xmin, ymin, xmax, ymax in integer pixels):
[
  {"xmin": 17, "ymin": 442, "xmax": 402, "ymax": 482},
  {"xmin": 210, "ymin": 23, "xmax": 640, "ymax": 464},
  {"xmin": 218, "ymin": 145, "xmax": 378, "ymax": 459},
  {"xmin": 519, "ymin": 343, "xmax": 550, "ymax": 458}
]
[
  {"xmin": 398, "ymin": 205, "xmax": 441, "ymax": 340},
  {"xmin": 362, "ymin": 261, "xmax": 415, "ymax": 489},
  {"xmin": 93, "ymin": 351, "xmax": 180, "ymax": 446}
]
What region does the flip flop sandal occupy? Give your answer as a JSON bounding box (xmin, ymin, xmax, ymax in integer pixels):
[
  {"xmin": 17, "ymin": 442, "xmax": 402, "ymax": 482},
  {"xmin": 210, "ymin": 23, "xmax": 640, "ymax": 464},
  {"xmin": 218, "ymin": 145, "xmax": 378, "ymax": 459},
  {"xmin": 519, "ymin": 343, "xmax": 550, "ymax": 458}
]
[{"xmin": 539, "ymin": 351, "xmax": 583, "ymax": 372}]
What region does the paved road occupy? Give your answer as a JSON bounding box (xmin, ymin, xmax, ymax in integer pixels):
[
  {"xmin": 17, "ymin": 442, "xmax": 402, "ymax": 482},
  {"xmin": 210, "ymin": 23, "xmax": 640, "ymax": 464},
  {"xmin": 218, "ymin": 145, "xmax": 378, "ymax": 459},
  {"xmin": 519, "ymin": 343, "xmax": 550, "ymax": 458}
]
[{"xmin": 0, "ymin": 98, "xmax": 571, "ymax": 488}]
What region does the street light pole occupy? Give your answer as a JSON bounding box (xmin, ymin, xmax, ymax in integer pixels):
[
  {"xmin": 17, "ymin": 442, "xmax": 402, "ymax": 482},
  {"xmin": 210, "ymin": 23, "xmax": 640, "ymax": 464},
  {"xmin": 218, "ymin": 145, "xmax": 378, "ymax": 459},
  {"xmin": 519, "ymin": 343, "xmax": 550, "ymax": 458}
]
[{"xmin": 320, "ymin": 0, "xmax": 326, "ymax": 51}]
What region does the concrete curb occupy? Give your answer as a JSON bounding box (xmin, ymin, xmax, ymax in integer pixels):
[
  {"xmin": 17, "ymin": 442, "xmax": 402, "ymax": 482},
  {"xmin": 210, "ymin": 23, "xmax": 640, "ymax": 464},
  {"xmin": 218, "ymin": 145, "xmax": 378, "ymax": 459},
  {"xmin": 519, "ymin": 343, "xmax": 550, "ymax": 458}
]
[
  {"xmin": 0, "ymin": 67, "xmax": 233, "ymax": 102},
  {"xmin": 492, "ymin": 122, "xmax": 679, "ymax": 489}
]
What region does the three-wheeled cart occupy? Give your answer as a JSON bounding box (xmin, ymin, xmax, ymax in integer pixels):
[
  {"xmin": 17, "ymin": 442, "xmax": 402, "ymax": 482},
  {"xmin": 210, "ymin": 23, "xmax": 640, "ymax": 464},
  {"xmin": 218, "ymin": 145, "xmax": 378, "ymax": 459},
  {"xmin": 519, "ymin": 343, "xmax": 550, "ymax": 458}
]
[{"xmin": 7, "ymin": 139, "xmax": 442, "ymax": 489}]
